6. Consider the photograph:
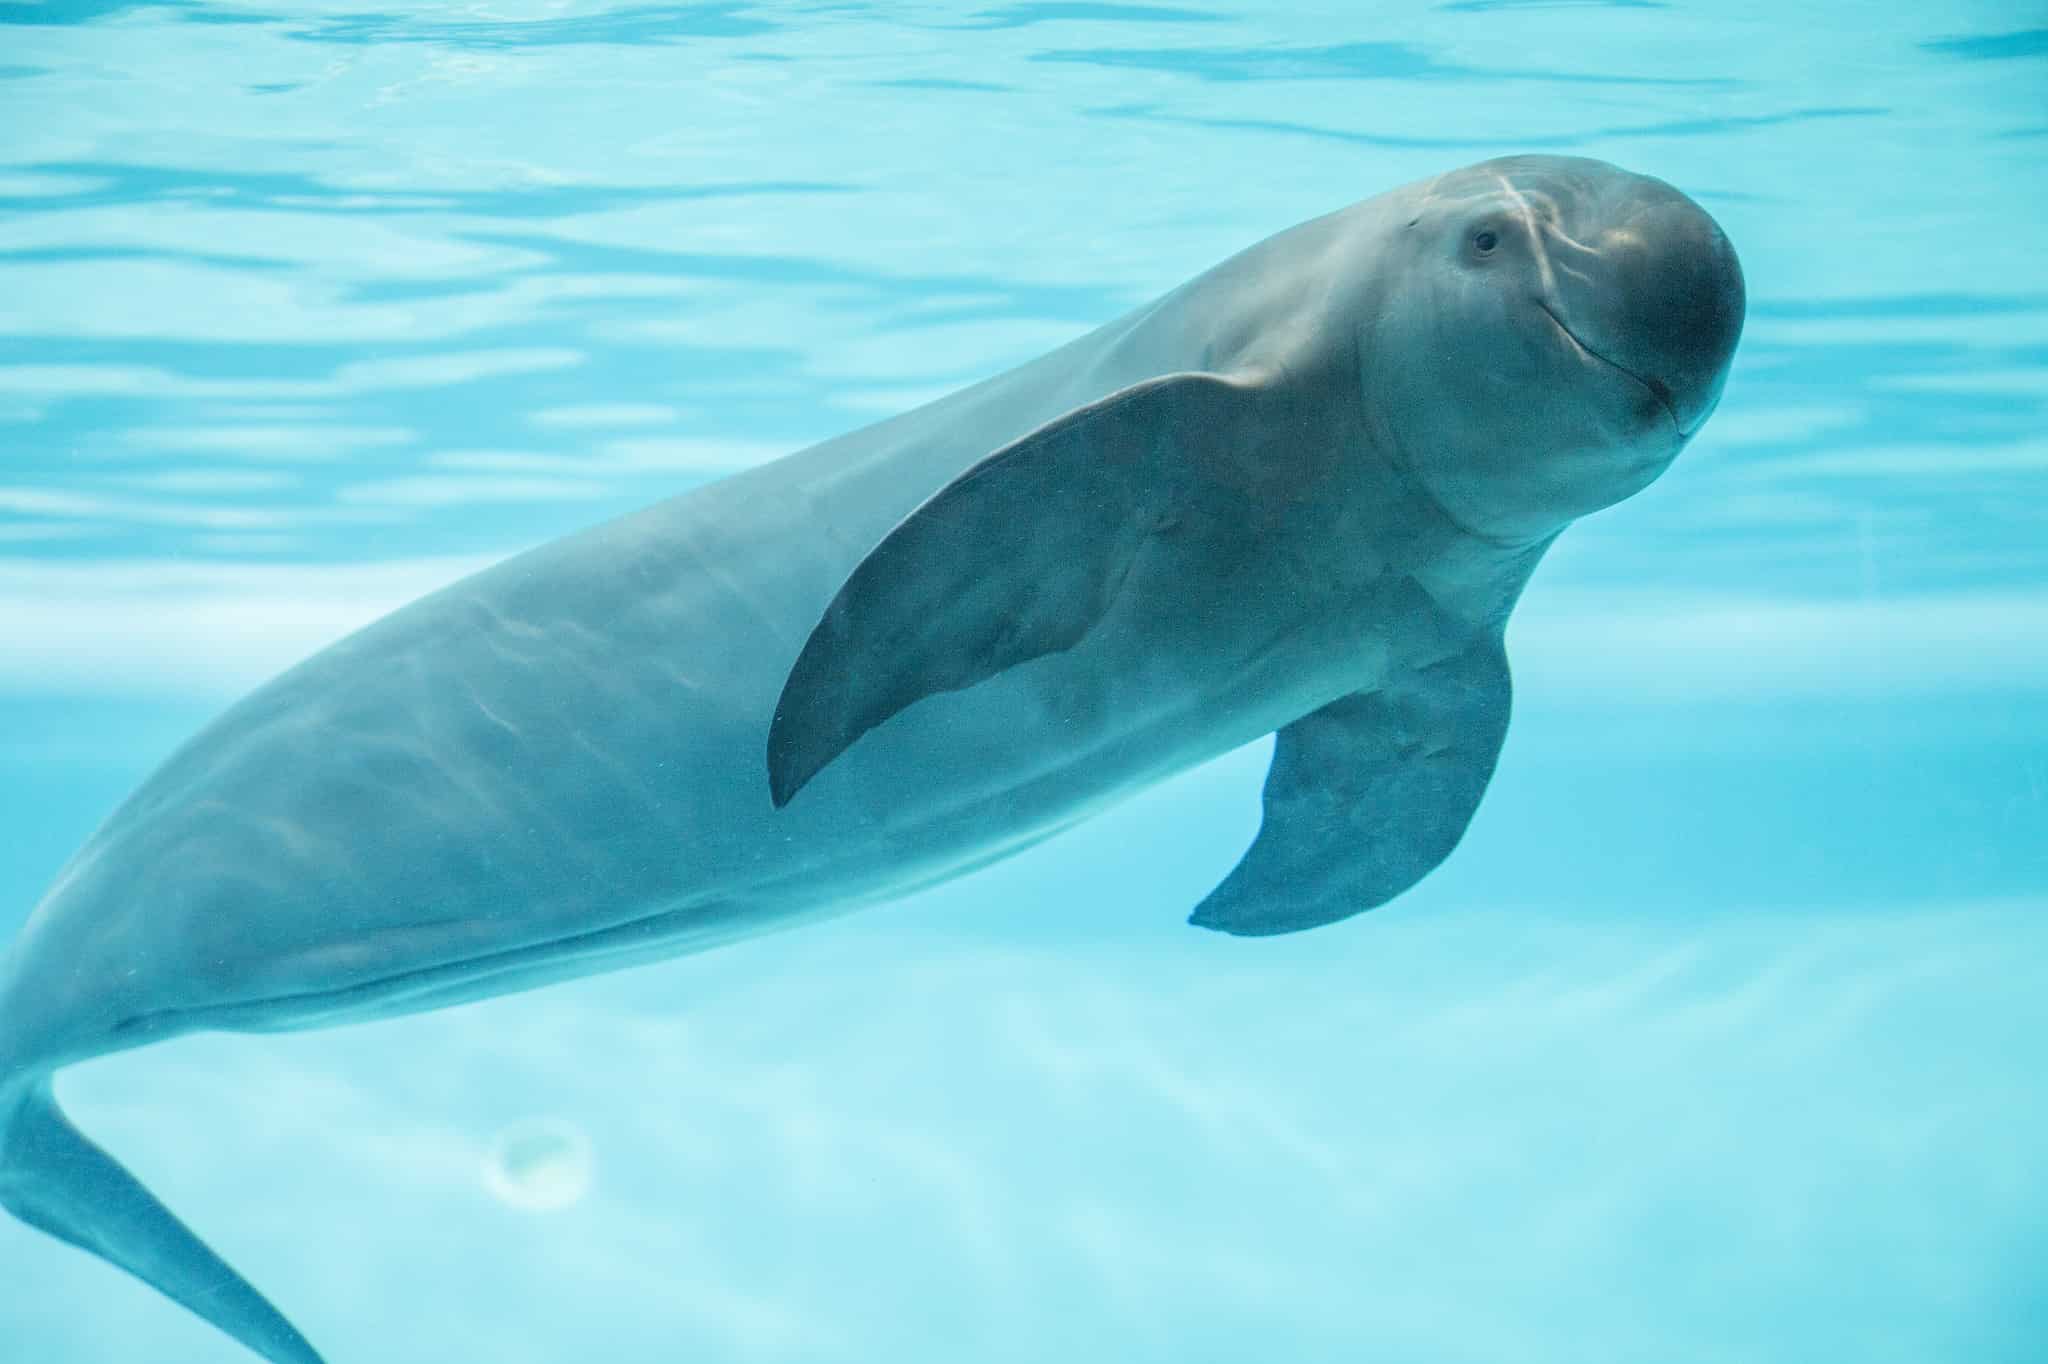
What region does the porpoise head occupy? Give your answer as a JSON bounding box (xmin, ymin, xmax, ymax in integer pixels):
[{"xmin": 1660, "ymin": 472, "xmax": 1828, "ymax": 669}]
[{"xmin": 1365, "ymin": 153, "xmax": 1745, "ymax": 545}]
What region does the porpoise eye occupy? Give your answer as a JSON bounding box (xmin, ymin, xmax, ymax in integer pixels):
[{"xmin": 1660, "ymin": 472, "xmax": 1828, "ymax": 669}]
[{"xmin": 1473, "ymin": 229, "xmax": 1499, "ymax": 253}]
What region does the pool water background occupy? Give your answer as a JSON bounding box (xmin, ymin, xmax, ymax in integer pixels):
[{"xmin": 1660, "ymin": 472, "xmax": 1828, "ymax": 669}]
[{"xmin": 0, "ymin": 2, "xmax": 2043, "ymax": 1360}]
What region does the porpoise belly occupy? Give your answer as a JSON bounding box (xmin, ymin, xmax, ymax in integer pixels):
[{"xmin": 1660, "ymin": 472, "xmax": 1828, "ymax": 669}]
[
  {"xmin": 52, "ymin": 488, "xmax": 1283, "ymax": 1043},
  {"xmin": 9, "ymin": 307, "xmax": 1342, "ymax": 1059}
]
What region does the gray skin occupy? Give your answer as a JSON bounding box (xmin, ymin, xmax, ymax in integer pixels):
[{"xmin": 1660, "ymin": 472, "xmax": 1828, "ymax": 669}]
[{"xmin": 0, "ymin": 154, "xmax": 1742, "ymax": 1364}]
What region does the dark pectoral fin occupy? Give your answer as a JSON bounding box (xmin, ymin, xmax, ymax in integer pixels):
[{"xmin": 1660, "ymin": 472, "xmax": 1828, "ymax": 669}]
[
  {"xmin": 1189, "ymin": 632, "xmax": 1513, "ymax": 937},
  {"xmin": 768, "ymin": 371, "xmax": 1262, "ymax": 807}
]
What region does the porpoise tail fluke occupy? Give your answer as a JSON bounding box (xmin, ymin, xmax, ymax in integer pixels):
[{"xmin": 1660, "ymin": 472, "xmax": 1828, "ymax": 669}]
[{"xmin": 0, "ymin": 1067, "xmax": 326, "ymax": 1364}]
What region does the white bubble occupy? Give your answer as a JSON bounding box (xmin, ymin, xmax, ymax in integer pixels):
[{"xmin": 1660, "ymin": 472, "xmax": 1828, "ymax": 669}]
[{"xmin": 482, "ymin": 1117, "xmax": 594, "ymax": 1212}]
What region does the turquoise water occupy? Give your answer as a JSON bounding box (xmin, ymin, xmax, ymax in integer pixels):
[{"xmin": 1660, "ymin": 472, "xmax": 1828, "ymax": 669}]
[{"xmin": 1, "ymin": 3, "xmax": 2044, "ymax": 1361}]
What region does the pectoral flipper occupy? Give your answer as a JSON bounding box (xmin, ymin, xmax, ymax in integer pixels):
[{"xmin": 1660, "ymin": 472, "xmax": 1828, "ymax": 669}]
[
  {"xmin": 768, "ymin": 371, "xmax": 1266, "ymax": 807},
  {"xmin": 1190, "ymin": 629, "xmax": 1512, "ymax": 937}
]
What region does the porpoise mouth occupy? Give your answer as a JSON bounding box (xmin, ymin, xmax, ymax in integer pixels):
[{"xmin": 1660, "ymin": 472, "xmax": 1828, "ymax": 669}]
[{"xmin": 1536, "ymin": 299, "xmax": 1684, "ymax": 436}]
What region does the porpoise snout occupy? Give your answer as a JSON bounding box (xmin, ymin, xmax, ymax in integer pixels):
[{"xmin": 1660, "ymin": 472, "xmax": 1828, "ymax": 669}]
[
  {"xmin": 1614, "ymin": 183, "xmax": 1745, "ymax": 433},
  {"xmin": 1545, "ymin": 172, "xmax": 1746, "ymax": 436}
]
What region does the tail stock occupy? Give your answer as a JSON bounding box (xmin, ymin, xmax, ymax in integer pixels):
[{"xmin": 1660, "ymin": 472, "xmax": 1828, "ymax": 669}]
[{"xmin": 0, "ymin": 1067, "xmax": 326, "ymax": 1364}]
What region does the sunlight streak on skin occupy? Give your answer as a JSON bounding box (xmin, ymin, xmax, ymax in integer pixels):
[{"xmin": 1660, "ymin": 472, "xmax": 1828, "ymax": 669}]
[
  {"xmin": 1495, "ymin": 174, "xmax": 1608, "ymax": 295},
  {"xmin": 1494, "ymin": 172, "xmax": 1559, "ymax": 300},
  {"xmin": 1532, "ymin": 205, "xmax": 1604, "ymax": 292}
]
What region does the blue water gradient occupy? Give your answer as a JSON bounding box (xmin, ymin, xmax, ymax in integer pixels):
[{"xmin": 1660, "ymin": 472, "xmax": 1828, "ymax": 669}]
[{"xmin": 1, "ymin": 2, "xmax": 2043, "ymax": 1361}]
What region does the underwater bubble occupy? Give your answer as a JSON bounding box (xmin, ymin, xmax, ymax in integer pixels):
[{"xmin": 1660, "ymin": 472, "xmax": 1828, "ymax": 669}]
[{"xmin": 482, "ymin": 1117, "xmax": 594, "ymax": 1212}]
